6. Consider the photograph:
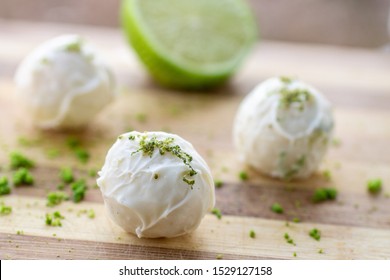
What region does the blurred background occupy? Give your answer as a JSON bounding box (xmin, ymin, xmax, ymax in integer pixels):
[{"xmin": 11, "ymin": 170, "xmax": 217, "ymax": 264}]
[{"xmin": 0, "ymin": 0, "xmax": 390, "ymax": 48}]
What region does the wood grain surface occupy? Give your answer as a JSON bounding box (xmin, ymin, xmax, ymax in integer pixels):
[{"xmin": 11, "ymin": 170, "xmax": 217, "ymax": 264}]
[{"xmin": 0, "ymin": 20, "xmax": 390, "ymax": 260}]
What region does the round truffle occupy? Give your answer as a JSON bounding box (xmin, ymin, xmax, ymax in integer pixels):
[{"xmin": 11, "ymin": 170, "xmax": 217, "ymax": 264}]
[
  {"xmin": 233, "ymin": 77, "xmax": 334, "ymax": 180},
  {"xmin": 97, "ymin": 131, "xmax": 215, "ymax": 238},
  {"xmin": 14, "ymin": 34, "xmax": 115, "ymax": 129}
]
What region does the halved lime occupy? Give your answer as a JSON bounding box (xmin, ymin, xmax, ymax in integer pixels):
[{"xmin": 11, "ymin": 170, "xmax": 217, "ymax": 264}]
[{"xmin": 121, "ymin": 0, "xmax": 258, "ymax": 90}]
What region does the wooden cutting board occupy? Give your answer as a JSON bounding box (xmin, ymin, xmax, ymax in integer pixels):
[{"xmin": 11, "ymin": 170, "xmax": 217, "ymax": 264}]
[{"xmin": 0, "ymin": 20, "xmax": 390, "ymax": 260}]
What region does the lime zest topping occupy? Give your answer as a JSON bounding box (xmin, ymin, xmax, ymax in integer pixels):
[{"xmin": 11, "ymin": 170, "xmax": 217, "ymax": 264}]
[
  {"xmin": 64, "ymin": 40, "xmax": 82, "ymax": 53},
  {"xmin": 249, "ymin": 230, "xmax": 256, "ymax": 239},
  {"xmin": 271, "ymin": 203, "xmax": 284, "ymax": 214},
  {"xmin": 279, "ymin": 88, "xmax": 312, "ymax": 111},
  {"xmin": 367, "ymin": 179, "xmax": 382, "ymax": 194},
  {"xmin": 0, "ymin": 177, "xmax": 11, "ymax": 196},
  {"xmin": 129, "ymin": 134, "xmax": 197, "ymax": 187},
  {"xmin": 211, "ymin": 207, "xmax": 222, "ymax": 219},
  {"xmin": 47, "ymin": 192, "xmax": 69, "ymax": 207},
  {"xmin": 280, "ymin": 76, "xmax": 292, "ymax": 84},
  {"xmin": 10, "ymin": 152, "xmax": 35, "ymax": 170},
  {"xmin": 59, "ymin": 167, "xmax": 74, "ymax": 184},
  {"xmin": 0, "ymin": 202, "xmax": 12, "ymax": 215},
  {"xmin": 309, "ymin": 228, "xmax": 321, "ymax": 241},
  {"xmin": 46, "ymin": 211, "xmax": 65, "ymax": 227},
  {"xmin": 284, "ymin": 233, "xmax": 296, "ymax": 246},
  {"xmin": 312, "ymin": 188, "xmax": 337, "ymax": 203},
  {"xmin": 13, "ymin": 168, "xmax": 34, "ymax": 186},
  {"xmin": 71, "ymin": 179, "xmax": 87, "ymax": 203}
]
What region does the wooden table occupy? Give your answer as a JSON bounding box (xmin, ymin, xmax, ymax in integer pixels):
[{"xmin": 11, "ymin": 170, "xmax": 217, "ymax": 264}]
[{"xmin": 0, "ymin": 20, "xmax": 390, "ymax": 260}]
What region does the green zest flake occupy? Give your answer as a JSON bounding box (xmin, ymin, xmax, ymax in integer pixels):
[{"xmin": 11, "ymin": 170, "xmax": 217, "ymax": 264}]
[
  {"xmin": 293, "ymin": 252, "xmax": 297, "ymax": 257},
  {"xmin": 280, "ymin": 76, "xmax": 292, "ymax": 84},
  {"xmin": 211, "ymin": 208, "xmax": 222, "ymax": 219},
  {"xmin": 239, "ymin": 171, "xmax": 248, "ymax": 181},
  {"xmin": 0, "ymin": 202, "xmax": 12, "ymax": 215},
  {"xmin": 214, "ymin": 180, "xmax": 223, "ymax": 188},
  {"xmin": 75, "ymin": 148, "xmax": 90, "ymax": 164},
  {"xmin": 292, "ymin": 217, "xmax": 300, "ymax": 223},
  {"xmin": 284, "ymin": 233, "xmax": 295, "ymax": 246},
  {"xmin": 66, "ymin": 136, "xmax": 81, "ymax": 149},
  {"xmin": 153, "ymin": 173, "xmax": 159, "ymax": 180},
  {"xmin": 59, "ymin": 167, "xmax": 74, "ymax": 184},
  {"xmin": 312, "ymin": 188, "xmax": 337, "ymax": 203},
  {"xmin": 279, "ymin": 88, "xmax": 312, "ymax": 110},
  {"xmin": 64, "ymin": 40, "xmax": 82, "ymax": 52},
  {"xmin": 10, "ymin": 152, "xmax": 35, "ymax": 169},
  {"xmin": 16, "ymin": 230, "xmax": 24, "ymax": 235},
  {"xmin": 87, "ymin": 209, "xmax": 95, "ymax": 219},
  {"xmin": 309, "ymin": 228, "xmax": 321, "ymax": 241},
  {"xmin": 13, "ymin": 168, "xmax": 34, "ymax": 186},
  {"xmin": 130, "ymin": 134, "xmax": 197, "ymax": 188},
  {"xmin": 271, "ymin": 203, "xmax": 284, "ymax": 214},
  {"xmin": 249, "ymin": 230, "xmax": 256, "ymax": 239},
  {"xmin": 367, "ymin": 179, "xmax": 382, "ymax": 194},
  {"xmin": 283, "ymin": 155, "xmax": 306, "ymax": 180},
  {"xmin": 0, "ymin": 176, "xmax": 11, "ymax": 195},
  {"xmin": 71, "ymin": 179, "xmax": 87, "ymax": 203},
  {"xmin": 17, "ymin": 136, "xmax": 40, "ymax": 147},
  {"xmin": 318, "ymin": 248, "xmax": 324, "ymax": 254},
  {"xmin": 216, "ymin": 254, "xmax": 223, "ymax": 260},
  {"xmin": 47, "ymin": 192, "xmax": 69, "ymax": 207},
  {"xmin": 46, "ymin": 211, "xmax": 65, "ymax": 227},
  {"xmin": 88, "ymin": 168, "xmax": 97, "ymax": 177}
]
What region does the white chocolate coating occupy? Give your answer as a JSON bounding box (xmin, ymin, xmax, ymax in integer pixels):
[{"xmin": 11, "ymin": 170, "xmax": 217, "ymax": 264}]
[
  {"xmin": 97, "ymin": 131, "xmax": 215, "ymax": 238},
  {"xmin": 233, "ymin": 77, "xmax": 334, "ymax": 180},
  {"xmin": 14, "ymin": 34, "xmax": 115, "ymax": 129}
]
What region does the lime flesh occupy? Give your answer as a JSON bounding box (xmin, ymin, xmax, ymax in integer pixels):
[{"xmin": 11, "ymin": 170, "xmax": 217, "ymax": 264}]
[{"xmin": 121, "ymin": 0, "xmax": 258, "ymax": 90}]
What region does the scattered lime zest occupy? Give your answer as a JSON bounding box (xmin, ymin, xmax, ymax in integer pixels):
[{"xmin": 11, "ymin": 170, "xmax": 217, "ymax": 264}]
[
  {"xmin": 88, "ymin": 168, "xmax": 98, "ymax": 177},
  {"xmin": 214, "ymin": 180, "xmax": 224, "ymax": 188},
  {"xmin": 87, "ymin": 209, "xmax": 95, "ymax": 219},
  {"xmin": 279, "ymin": 88, "xmax": 312, "ymax": 110},
  {"xmin": 280, "ymin": 76, "xmax": 292, "ymax": 84},
  {"xmin": 153, "ymin": 173, "xmax": 159, "ymax": 180},
  {"xmin": 293, "ymin": 252, "xmax": 297, "ymax": 257},
  {"xmin": 318, "ymin": 248, "xmax": 324, "ymax": 254},
  {"xmin": 71, "ymin": 179, "xmax": 87, "ymax": 203},
  {"xmin": 249, "ymin": 230, "xmax": 256, "ymax": 239},
  {"xmin": 309, "ymin": 228, "xmax": 321, "ymax": 241},
  {"xmin": 46, "ymin": 211, "xmax": 65, "ymax": 227},
  {"xmin": 0, "ymin": 202, "xmax": 12, "ymax": 215},
  {"xmin": 64, "ymin": 40, "xmax": 82, "ymax": 52},
  {"xmin": 130, "ymin": 134, "xmax": 197, "ymax": 188},
  {"xmin": 10, "ymin": 152, "xmax": 35, "ymax": 169},
  {"xmin": 283, "ymin": 155, "xmax": 306, "ymax": 180},
  {"xmin": 211, "ymin": 208, "xmax": 222, "ymax": 219},
  {"xmin": 75, "ymin": 148, "xmax": 90, "ymax": 164},
  {"xmin": 47, "ymin": 192, "xmax": 69, "ymax": 207},
  {"xmin": 271, "ymin": 203, "xmax": 284, "ymax": 214},
  {"xmin": 239, "ymin": 171, "xmax": 248, "ymax": 181},
  {"xmin": 312, "ymin": 188, "xmax": 337, "ymax": 203},
  {"xmin": 0, "ymin": 177, "xmax": 11, "ymax": 195},
  {"xmin": 59, "ymin": 167, "xmax": 74, "ymax": 184},
  {"xmin": 367, "ymin": 179, "xmax": 382, "ymax": 194},
  {"xmin": 216, "ymin": 254, "xmax": 223, "ymax": 260},
  {"xmin": 13, "ymin": 168, "xmax": 34, "ymax": 186},
  {"xmin": 16, "ymin": 230, "xmax": 24, "ymax": 235},
  {"xmin": 292, "ymin": 217, "xmax": 300, "ymax": 223},
  {"xmin": 17, "ymin": 136, "xmax": 40, "ymax": 147},
  {"xmin": 284, "ymin": 233, "xmax": 296, "ymax": 246}
]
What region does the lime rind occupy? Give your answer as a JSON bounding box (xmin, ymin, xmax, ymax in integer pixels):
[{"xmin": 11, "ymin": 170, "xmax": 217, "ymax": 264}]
[{"xmin": 121, "ymin": 0, "xmax": 258, "ymax": 89}]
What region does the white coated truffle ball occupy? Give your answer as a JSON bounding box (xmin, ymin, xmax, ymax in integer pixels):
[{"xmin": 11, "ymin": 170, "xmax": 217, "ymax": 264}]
[
  {"xmin": 14, "ymin": 34, "xmax": 115, "ymax": 129},
  {"xmin": 233, "ymin": 77, "xmax": 334, "ymax": 180},
  {"xmin": 97, "ymin": 131, "xmax": 215, "ymax": 238}
]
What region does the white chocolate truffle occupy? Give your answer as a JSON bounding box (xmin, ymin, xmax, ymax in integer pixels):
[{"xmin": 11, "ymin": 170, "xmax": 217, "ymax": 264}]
[
  {"xmin": 97, "ymin": 131, "xmax": 215, "ymax": 238},
  {"xmin": 14, "ymin": 34, "xmax": 115, "ymax": 129},
  {"xmin": 233, "ymin": 77, "xmax": 334, "ymax": 180}
]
